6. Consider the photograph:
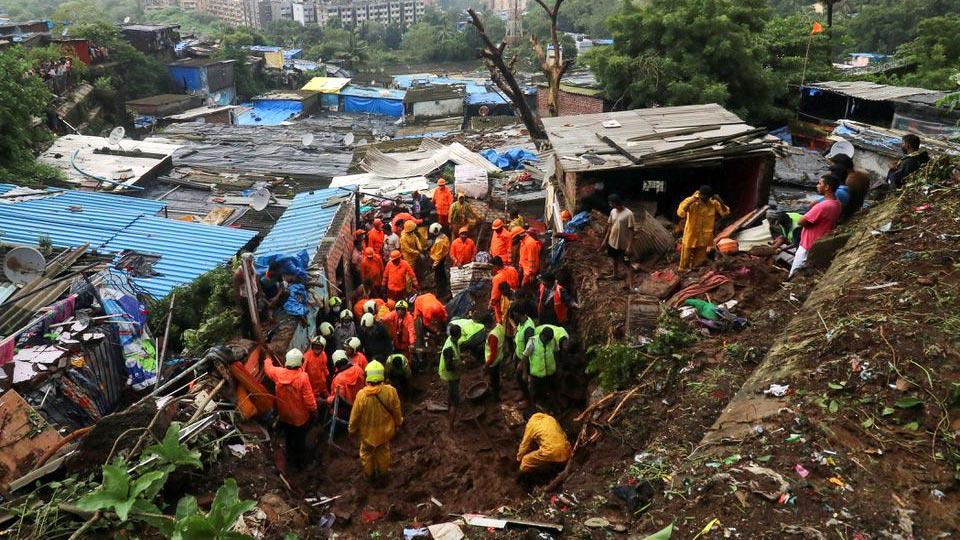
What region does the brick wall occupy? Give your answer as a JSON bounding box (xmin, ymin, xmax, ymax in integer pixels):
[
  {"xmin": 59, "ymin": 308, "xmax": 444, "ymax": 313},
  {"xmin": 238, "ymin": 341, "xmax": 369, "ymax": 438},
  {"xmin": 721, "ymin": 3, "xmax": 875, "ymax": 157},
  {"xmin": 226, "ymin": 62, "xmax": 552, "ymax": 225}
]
[
  {"xmin": 537, "ymin": 88, "xmax": 605, "ymax": 117},
  {"xmin": 315, "ymin": 201, "xmax": 356, "ymax": 297}
]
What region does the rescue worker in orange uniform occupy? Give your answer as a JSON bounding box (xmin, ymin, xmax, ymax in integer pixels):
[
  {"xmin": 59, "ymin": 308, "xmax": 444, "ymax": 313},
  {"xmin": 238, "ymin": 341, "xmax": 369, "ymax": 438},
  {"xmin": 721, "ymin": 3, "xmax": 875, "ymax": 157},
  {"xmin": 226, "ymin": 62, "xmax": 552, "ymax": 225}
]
[
  {"xmin": 391, "ymin": 212, "xmax": 422, "ymax": 233},
  {"xmin": 359, "ymin": 248, "xmax": 384, "ymax": 290},
  {"xmin": 449, "ymin": 226, "xmax": 477, "ymax": 267},
  {"xmin": 366, "ymin": 219, "xmax": 385, "ymax": 256},
  {"xmin": 349, "ymin": 360, "xmax": 403, "ymax": 481},
  {"xmin": 432, "ymin": 178, "xmax": 454, "ymax": 229},
  {"xmin": 303, "ymin": 336, "xmax": 330, "ymax": 404},
  {"xmin": 263, "ymin": 349, "xmax": 318, "ymax": 468},
  {"xmin": 518, "ymin": 228, "xmax": 542, "ymax": 286},
  {"xmin": 344, "ymin": 337, "xmax": 368, "ymax": 370},
  {"xmin": 327, "ymin": 350, "xmax": 366, "ymax": 408},
  {"xmin": 413, "ymin": 292, "xmax": 448, "ymax": 355},
  {"xmin": 488, "ymin": 256, "xmax": 519, "ymax": 323},
  {"xmin": 382, "ymin": 250, "xmax": 418, "ymax": 301},
  {"xmin": 517, "ymin": 411, "xmax": 572, "ymax": 477},
  {"xmin": 537, "ymin": 272, "xmax": 576, "ymax": 326},
  {"xmin": 380, "ymin": 300, "xmax": 416, "ymax": 357},
  {"xmin": 489, "ymin": 219, "xmax": 512, "ymax": 263}
]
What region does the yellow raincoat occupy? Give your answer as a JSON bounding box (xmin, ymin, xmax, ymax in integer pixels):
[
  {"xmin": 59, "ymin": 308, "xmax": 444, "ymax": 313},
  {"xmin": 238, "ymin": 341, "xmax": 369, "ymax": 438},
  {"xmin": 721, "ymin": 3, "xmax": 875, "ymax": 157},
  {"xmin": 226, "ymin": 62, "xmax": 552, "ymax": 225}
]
[
  {"xmin": 517, "ymin": 413, "xmax": 572, "ymax": 473},
  {"xmin": 400, "ymin": 222, "xmax": 424, "ymax": 268},
  {"xmin": 429, "ymin": 234, "xmax": 450, "ymax": 267},
  {"xmin": 449, "ymin": 198, "xmax": 480, "ymax": 234},
  {"xmin": 348, "ymin": 383, "xmax": 403, "ymax": 478},
  {"xmin": 677, "ymin": 192, "xmax": 730, "ymax": 270}
]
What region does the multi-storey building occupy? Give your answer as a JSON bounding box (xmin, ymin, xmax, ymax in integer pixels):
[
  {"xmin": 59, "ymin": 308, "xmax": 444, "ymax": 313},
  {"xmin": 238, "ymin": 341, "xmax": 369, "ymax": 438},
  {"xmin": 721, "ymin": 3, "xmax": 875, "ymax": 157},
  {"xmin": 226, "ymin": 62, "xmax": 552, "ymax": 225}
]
[{"xmin": 319, "ymin": 0, "xmax": 424, "ymax": 27}]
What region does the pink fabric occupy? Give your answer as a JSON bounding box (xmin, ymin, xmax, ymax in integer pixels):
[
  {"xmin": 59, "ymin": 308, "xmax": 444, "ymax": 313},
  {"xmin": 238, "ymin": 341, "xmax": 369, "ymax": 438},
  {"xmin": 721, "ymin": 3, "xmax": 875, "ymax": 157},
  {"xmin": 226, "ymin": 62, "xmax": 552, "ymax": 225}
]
[
  {"xmin": 668, "ymin": 271, "xmax": 732, "ymax": 308},
  {"xmin": 800, "ymin": 200, "xmax": 842, "ymax": 250},
  {"xmin": 0, "ymin": 337, "xmax": 14, "ymax": 367}
]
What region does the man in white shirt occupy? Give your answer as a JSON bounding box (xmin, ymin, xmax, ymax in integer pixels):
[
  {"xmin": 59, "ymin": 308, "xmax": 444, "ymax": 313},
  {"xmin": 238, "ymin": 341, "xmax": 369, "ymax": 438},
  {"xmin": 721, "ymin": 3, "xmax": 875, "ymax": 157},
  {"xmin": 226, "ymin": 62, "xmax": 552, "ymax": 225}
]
[{"xmin": 602, "ymin": 194, "xmax": 636, "ymax": 284}]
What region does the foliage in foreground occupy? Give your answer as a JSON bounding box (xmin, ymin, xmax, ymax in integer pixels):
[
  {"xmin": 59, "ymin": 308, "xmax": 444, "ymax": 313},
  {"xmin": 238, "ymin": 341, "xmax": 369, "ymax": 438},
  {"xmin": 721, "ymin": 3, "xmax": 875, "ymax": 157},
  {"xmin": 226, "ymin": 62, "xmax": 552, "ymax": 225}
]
[
  {"xmin": 587, "ymin": 307, "xmax": 698, "ymax": 392},
  {"xmin": 2, "ymin": 423, "xmax": 253, "ymax": 539}
]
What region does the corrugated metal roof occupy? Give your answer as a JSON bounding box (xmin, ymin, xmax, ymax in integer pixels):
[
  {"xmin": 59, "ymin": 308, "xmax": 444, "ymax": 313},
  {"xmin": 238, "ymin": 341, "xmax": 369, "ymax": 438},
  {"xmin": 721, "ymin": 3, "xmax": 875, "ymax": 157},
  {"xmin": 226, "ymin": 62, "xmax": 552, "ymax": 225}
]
[
  {"xmin": 302, "ymin": 76, "xmax": 351, "ymax": 93},
  {"xmin": 254, "ymin": 188, "xmax": 348, "ymax": 258},
  {"xmin": 338, "ymin": 84, "xmax": 406, "ymax": 101},
  {"xmin": 0, "ymin": 186, "xmax": 255, "ymax": 298},
  {"xmin": 804, "ymin": 81, "xmax": 944, "ymax": 102},
  {"xmin": 235, "ymin": 100, "xmax": 304, "ymax": 125},
  {"xmin": 102, "ymin": 216, "xmax": 255, "ymax": 298}
]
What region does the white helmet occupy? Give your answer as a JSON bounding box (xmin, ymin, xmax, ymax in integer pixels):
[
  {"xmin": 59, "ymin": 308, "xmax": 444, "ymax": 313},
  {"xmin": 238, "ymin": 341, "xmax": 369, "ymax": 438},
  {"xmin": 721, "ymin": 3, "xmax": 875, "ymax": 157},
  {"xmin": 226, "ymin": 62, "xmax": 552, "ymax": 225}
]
[
  {"xmin": 310, "ymin": 335, "xmax": 326, "ymax": 347},
  {"xmin": 346, "ymin": 337, "xmax": 361, "ymax": 350},
  {"xmin": 319, "ymin": 322, "xmax": 334, "ymax": 336},
  {"xmin": 332, "ymin": 350, "xmax": 349, "ymax": 366},
  {"xmin": 284, "ymin": 349, "xmax": 304, "ymax": 368},
  {"xmin": 340, "ymin": 309, "xmax": 353, "ymax": 320},
  {"xmin": 363, "ymin": 299, "xmax": 377, "ymax": 314},
  {"xmin": 361, "ymin": 313, "xmax": 375, "ymax": 328},
  {"xmin": 429, "ymin": 222, "xmax": 442, "ymax": 235}
]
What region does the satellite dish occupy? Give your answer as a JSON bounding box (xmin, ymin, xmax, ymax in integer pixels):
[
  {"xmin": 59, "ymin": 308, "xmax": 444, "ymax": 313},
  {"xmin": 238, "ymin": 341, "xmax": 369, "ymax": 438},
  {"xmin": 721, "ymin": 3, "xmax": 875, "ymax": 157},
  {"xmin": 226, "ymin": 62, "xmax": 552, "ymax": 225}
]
[
  {"xmin": 123, "ymin": 16, "xmax": 131, "ymax": 24},
  {"xmin": 108, "ymin": 126, "xmax": 125, "ymax": 145},
  {"xmin": 343, "ymin": 132, "xmax": 355, "ymax": 146},
  {"xmin": 250, "ymin": 187, "xmax": 271, "ymax": 211},
  {"xmin": 826, "ymin": 140, "xmax": 855, "ymax": 159},
  {"xmin": 4, "ymin": 246, "xmax": 46, "ymax": 285},
  {"xmin": 302, "ymin": 133, "xmax": 315, "ymax": 147}
]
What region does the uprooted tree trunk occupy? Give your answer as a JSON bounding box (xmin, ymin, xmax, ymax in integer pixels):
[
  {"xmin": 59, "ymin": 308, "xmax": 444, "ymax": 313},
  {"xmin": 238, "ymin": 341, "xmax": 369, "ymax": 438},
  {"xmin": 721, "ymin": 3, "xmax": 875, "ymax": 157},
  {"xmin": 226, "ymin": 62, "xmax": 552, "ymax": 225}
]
[
  {"xmin": 530, "ymin": 0, "xmax": 575, "ymax": 118},
  {"xmin": 467, "ymin": 8, "xmax": 548, "ymax": 143}
]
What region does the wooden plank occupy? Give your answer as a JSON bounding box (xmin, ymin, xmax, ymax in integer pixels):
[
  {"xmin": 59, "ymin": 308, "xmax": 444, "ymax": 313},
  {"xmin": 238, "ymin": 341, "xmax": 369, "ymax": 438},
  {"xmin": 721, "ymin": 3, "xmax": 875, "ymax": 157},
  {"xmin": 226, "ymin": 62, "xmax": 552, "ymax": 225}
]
[{"xmin": 0, "ymin": 390, "xmax": 63, "ymax": 489}]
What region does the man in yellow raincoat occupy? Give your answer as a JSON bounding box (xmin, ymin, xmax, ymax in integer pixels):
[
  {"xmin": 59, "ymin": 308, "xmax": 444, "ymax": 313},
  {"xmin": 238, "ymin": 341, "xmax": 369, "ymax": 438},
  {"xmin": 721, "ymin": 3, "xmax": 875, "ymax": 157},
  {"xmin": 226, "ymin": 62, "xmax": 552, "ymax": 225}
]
[
  {"xmin": 449, "ymin": 193, "xmax": 480, "ymax": 236},
  {"xmin": 348, "ymin": 360, "xmax": 403, "ymax": 481},
  {"xmin": 399, "ymin": 220, "xmax": 424, "ymax": 270},
  {"xmin": 677, "ymin": 185, "xmax": 730, "ymax": 271},
  {"xmin": 516, "ymin": 411, "xmax": 572, "ymax": 477}
]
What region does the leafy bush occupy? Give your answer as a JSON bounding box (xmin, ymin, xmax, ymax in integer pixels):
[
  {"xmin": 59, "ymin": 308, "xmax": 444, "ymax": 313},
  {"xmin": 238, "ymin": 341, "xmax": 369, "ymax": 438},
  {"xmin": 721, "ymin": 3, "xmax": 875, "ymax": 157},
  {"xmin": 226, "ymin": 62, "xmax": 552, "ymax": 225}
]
[
  {"xmin": 149, "ymin": 264, "xmax": 240, "ymax": 355},
  {"xmin": 587, "ymin": 343, "xmax": 648, "ymax": 392}
]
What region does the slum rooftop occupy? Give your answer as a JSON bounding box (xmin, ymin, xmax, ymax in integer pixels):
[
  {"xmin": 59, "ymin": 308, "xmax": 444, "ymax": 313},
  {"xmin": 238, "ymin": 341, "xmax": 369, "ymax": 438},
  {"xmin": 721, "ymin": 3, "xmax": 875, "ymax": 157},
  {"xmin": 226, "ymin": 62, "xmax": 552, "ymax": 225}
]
[
  {"xmin": 542, "ymin": 103, "xmax": 773, "ymax": 173},
  {"xmin": 803, "ymin": 80, "xmax": 949, "ymax": 105}
]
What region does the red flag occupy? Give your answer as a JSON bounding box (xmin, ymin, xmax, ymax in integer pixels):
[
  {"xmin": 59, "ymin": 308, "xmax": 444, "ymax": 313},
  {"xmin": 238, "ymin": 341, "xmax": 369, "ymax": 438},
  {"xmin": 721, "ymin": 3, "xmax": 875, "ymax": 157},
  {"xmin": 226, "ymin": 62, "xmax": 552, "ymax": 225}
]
[{"xmin": 811, "ymin": 21, "xmax": 824, "ymax": 34}]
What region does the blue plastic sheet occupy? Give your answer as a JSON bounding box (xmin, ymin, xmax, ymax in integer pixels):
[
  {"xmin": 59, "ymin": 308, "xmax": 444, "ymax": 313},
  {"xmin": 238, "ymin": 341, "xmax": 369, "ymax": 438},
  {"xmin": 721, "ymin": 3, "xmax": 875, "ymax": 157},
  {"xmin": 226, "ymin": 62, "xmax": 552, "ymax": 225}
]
[
  {"xmin": 550, "ymin": 211, "xmax": 592, "ymax": 266},
  {"xmin": 283, "ymin": 283, "xmax": 309, "ymax": 317},
  {"xmin": 445, "ymin": 281, "xmax": 485, "ymax": 320},
  {"xmin": 255, "ymin": 250, "xmax": 310, "ymax": 280},
  {"xmin": 343, "ymin": 96, "xmax": 405, "ymax": 117},
  {"xmin": 480, "ymin": 148, "xmax": 539, "ymax": 170}
]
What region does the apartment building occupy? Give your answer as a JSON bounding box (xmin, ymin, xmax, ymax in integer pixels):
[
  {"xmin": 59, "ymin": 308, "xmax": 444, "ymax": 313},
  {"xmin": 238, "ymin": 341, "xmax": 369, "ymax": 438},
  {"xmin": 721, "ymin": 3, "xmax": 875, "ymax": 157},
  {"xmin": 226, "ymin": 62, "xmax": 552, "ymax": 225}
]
[{"xmin": 282, "ymin": 0, "xmax": 424, "ymax": 26}]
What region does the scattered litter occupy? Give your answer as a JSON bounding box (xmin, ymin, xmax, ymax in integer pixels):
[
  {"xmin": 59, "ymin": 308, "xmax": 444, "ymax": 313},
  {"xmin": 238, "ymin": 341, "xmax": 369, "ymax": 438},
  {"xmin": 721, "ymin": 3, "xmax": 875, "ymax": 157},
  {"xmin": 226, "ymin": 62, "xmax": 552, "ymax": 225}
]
[
  {"xmin": 930, "ymin": 489, "xmax": 945, "ymax": 501},
  {"xmin": 430, "ymin": 496, "xmax": 444, "ymax": 508},
  {"xmin": 427, "ymin": 522, "xmax": 464, "ymax": 540},
  {"xmin": 763, "ymin": 384, "xmax": 790, "ymax": 397},
  {"xmin": 862, "ymin": 282, "xmax": 899, "ymax": 290},
  {"xmin": 584, "ymin": 517, "xmax": 610, "ymax": 529},
  {"xmin": 781, "ymin": 524, "xmax": 826, "ymax": 540},
  {"xmin": 462, "ymin": 514, "xmax": 507, "ymax": 529},
  {"xmin": 611, "ymin": 481, "xmax": 655, "ymax": 511},
  {"xmin": 361, "ymin": 509, "xmax": 384, "ymax": 523},
  {"xmin": 794, "ymin": 464, "xmax": 810, "ymax": 478},
  {"xmin": 227, "ymin": 443, "xmax": 248, "ymax": 457},
  {"xmin": 403, "ymin": 528, "xmax": 430, "ymax": 539}
]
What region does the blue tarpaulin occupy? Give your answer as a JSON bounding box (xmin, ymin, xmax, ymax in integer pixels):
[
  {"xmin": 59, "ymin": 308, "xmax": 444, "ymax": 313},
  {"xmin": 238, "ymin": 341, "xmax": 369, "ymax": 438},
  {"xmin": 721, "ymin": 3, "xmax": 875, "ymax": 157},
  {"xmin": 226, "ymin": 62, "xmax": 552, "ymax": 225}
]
[
  {"xmin": 481, "ymin": 148, "xmax": 539, "ymax": 170},
  {"xmin": 255, "ymin": 250, "xmax": 310, "ymax": 280},
  {"xmin": 343, "ymin": 95, "xmax": 404, "ymax": 116}
]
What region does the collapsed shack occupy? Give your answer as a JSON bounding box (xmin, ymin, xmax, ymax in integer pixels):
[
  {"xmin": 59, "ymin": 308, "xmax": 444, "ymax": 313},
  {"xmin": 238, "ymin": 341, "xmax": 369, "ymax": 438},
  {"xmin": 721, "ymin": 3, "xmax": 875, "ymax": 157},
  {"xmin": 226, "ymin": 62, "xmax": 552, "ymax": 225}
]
[{"xmin": 541, "ymin": 104, "xmax": 775, "ymax": 226}]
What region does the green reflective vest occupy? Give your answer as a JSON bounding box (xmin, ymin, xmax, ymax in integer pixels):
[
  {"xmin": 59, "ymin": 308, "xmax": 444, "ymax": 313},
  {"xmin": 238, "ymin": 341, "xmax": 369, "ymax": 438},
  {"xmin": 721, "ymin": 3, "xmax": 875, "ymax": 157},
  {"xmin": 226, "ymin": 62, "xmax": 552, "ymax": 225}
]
[
  {"xmin": 438, "ymin": 337, "xmax": 460, "ymax": 382},
  {"xmin": 485, "ymin": 323, "xmax": 506, "ymax": 366},
  {"xmin": 449, "ymin": 318, "xmax": 485, "ymax": 345},
  {"xmin": 528, "ymin": 327, "xmax": 560, "ymax": 378},
  {"xmin": 538, "ymin": 324, "xmax": 569, "ymax": 344},
  {"xmin": 515, "ymin": 317, "xmax": 535, "ymax": 353}
]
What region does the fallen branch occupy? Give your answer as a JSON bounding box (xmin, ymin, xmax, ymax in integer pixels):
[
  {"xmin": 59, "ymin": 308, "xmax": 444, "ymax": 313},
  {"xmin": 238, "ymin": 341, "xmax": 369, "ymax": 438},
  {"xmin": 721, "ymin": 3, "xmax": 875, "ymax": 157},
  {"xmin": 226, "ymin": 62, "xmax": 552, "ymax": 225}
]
[
  {"xmin": 574, "ymin": 392, "xmax": 618, "ymax": 422},
  {"xmin": 607, "ymin": 386, "xmax": 642, "ymax": 424},
  {"xmin": 542, "ymin": 423, "xmax": 590, "ymax": 493}
]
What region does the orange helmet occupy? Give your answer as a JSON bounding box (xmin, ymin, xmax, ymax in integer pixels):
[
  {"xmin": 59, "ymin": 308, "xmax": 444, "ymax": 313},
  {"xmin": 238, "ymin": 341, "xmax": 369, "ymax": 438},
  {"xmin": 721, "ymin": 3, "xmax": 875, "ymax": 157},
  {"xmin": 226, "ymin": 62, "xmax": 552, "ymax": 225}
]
[
  {"xmin": 560, "ymin": 209, "xmax": 572, "ymax": 221},
  {"xmin": 364, "ymin": 247, "xmax": 375, "ymax": 257},
  {"xmin": 390, "ymin": 250, "xmax": 402, "ymax": 260},
  {"xmin": 437, "ymin": 178, "xmax": 447, "ymax": 186},
  {"xmin": 491, "ymin": 218, "xmax": 504, "ymax": 230},
  {"xmin": 717, "ymin": 238, "xmax": 739, "ymax": 255},
  {"xmin": 510, "ymin": 226, "xmax": 524, "ymax": 238}
]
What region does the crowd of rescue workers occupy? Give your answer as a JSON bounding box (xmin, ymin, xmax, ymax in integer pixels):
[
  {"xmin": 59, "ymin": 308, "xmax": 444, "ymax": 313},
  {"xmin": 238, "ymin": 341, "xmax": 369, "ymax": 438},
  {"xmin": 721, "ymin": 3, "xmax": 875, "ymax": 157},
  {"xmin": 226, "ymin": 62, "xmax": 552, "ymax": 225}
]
[{"xmin": 229, "ymin": 134, "xmax": 928, "ymax": 484}]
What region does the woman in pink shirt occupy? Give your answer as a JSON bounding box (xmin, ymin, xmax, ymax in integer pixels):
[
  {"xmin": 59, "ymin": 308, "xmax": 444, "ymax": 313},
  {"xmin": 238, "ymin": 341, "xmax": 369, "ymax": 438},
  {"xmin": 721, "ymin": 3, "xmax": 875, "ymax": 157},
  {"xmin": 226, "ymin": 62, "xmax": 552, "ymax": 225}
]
[{"xmin": 790, "ymin": 174, "xmax": 843, "ymax": 278}]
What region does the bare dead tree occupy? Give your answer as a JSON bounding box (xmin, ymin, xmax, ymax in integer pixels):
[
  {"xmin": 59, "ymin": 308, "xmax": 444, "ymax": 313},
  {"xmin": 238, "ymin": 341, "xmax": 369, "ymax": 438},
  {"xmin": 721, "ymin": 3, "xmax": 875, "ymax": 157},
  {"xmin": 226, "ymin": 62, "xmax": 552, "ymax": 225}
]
[
  {"xmin": 467, "ymin": 8, "xmax": 547, "ymax": 142},
  {"xmin": 530, "ymin": 0, "xmax": 575, "ymax": 118}
]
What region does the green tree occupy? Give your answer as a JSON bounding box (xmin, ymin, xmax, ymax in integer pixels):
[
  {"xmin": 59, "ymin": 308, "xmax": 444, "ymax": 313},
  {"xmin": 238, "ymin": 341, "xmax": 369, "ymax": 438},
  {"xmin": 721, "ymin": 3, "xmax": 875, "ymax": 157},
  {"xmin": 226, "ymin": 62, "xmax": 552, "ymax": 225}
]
[
  {"xmin": 144, "ymin": 6, "xmax": 223, "ymax": 35},
  {"xmin": 586, "ymin": 0, "xmax": 779, "ymax": 123},
  {"xmin": 839, "ymin": 0, "xmax": 960, "ymax": 54},
  {"xmin": 71, "ymin": 21, "xmax": 168, "ymax": 99},
  {"xmin": 887, "ymin": 15, "xmax": 960, "ymax": 90},
  {"xmin": 214, "ymin": 27, "xmax": 267, "ymax": 100},
  {"xmin": 0, "ymin": 48, "xmax": 60, "ymax": 183},
  {"xmin": 762, "ymin": 14, "xmax": 836, "ymax": 118}
]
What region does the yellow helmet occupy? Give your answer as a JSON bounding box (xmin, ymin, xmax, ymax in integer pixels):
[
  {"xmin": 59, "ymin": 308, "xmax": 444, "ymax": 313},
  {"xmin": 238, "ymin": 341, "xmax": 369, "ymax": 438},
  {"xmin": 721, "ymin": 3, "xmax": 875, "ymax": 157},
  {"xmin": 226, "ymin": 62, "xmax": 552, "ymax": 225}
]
[
  {"xmin": 365, "ymin": 360, "xmax": 385, "ymax": 383},
  {"xmin": 395, "ymin": 300, "xmax": 409, "ymax": 310}
]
